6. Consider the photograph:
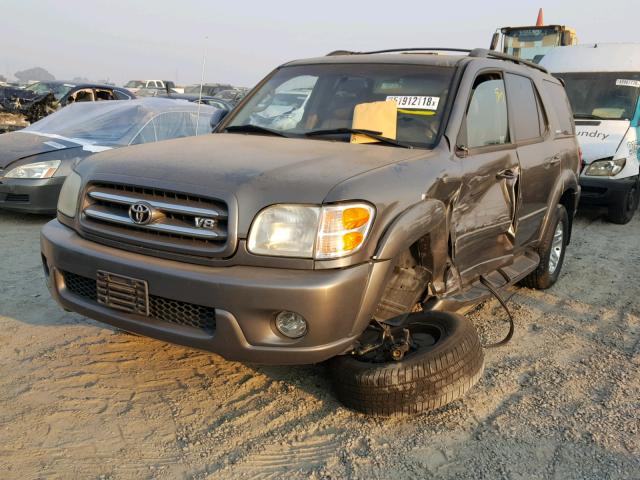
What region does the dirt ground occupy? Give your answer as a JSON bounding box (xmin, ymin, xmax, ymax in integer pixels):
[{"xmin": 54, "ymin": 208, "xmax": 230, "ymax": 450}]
[{"xmin": 0, "ymin": 208, "xmax": 638, "ymax": 480}]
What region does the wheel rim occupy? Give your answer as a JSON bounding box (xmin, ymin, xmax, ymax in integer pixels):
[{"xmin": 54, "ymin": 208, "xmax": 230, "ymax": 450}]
[{"xmin": 548, "ymin": 222, "xmax": 564, "ymax": 274}]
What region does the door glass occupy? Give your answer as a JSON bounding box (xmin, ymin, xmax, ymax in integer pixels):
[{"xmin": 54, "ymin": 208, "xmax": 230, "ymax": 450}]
[
  {"xmin": 466, "ymin": 75, "xmax": 509, "ymax": 148},
  {"xmin": 505, "ymin": 73, "xmax": 542, "ymax": 141}
]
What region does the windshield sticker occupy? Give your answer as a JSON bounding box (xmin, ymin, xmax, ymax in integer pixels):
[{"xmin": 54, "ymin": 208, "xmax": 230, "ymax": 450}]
[
  {"xmin": 43, "ymin": 141, "xmax": 67, "ymax": 150},
  {"xmin": 616, "ymin": 79, "xmax": 640, "ymax": 88},
  {"xmin": 386, "ymin": 96, "xmax": 440, "ymax": 110},
  {"xmin": 397, "ymin": 109, "xmax": 436, "ymax": 116}
]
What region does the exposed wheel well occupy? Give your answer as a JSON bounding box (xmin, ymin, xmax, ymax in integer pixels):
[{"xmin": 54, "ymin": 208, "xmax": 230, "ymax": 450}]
[{"xmin": 373, "ymin": 235, "xmax": 433, "ymax": 321}]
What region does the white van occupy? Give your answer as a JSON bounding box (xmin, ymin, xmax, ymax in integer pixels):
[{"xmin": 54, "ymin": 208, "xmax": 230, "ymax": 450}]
[{"xmin": 541, "ymin": 44, "xmax": 640, "ymax": 223}]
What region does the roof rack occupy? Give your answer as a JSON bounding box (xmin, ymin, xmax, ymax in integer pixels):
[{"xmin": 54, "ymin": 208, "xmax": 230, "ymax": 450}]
[
  {"xmin": 326, "ymin": 47, "xmax": 472, "ymax": 56},
  {"xmin": 468, "ymin": 48, "xmax": 548, "ymax": 73},
  {"xmin": 325, "ymin": 47, "xmax": 548, "ymax": 73}
]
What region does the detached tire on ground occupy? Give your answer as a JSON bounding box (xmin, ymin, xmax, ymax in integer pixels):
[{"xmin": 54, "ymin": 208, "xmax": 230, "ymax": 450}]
[{"xmin": 328, "ymin": 311, "xmax": 484, "ymax": 416}]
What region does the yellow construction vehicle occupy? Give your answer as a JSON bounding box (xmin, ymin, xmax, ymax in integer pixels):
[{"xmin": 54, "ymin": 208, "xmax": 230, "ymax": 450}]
[{"xmin": 490, "ymin": 8, "xmax": 577, "ymax": 63}]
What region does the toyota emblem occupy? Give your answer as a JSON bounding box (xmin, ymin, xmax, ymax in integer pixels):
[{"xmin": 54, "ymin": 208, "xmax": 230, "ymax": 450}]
[{"xmin": 129, "ymin": 202, "xmax": 153, "ymax": 225}]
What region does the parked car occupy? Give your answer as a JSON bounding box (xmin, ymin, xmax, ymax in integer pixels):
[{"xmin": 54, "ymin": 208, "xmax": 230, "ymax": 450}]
[
  {"xmin": 124, "ymin": 80, "xmax": 181, "ymax": 94},
  {"xmin": 184, "ymin": 83, "xmax": 233, "ymax": 97},
  {"xmin": 130, "ymin": 89, "xmax": 233, "ymax": 110},
  {"xmin": 213, "ymin": 88, "xmax": 249, "ymax": 105},
  {"xmin": 0, "ymin": 98, "xmax": 218, "ymax": 214},
  {"xmin": 0, "ymin": 81, "xmax": 135, "ymax": 133},
  {"xmin": 41, "ymin": 48, "xmax": 580, "ymax": 415},
  {"xmin": 541, "ymin": 43, "xmax": 640, "ymax": 223}
]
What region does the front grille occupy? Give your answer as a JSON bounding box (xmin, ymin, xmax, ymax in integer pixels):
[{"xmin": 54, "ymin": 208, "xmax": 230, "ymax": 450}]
[
  {"xmin": 61, "ymin": 270, "xmax": 216, "ymax": 334},
  {"xmin": 80, "ymin": 182, "xmax": 230, "ymax": 258},
  {"xmin": 64, "ymin": 271, "xmax": 97, "ymax": 299},
  {"xmin": 6, "ymin": 193, "xmax": 29, "ymax": 203}
]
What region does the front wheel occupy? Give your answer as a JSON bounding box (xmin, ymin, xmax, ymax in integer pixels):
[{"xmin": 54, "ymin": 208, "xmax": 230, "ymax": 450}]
[
  {"xmin": 606, "ymin": 182, "xmax": 639, "ymax": 225},
  {"xmin": 521, "ymin": 204, "xmax": 568, "ymax": 290}
]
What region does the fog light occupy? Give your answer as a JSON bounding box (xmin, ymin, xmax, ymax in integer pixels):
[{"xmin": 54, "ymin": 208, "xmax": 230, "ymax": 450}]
[{"xmin": 275, "ymin": 311, "xmax": 307, "ymax": 338}]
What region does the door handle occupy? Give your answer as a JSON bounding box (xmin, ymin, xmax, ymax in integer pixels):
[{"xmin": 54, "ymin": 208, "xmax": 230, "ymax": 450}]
[
  {"xmin": 496, "ymin": 168, "xmax": 517, "ymax": 180},
  {"xmin": 546, "ymin": 155, "xmax": 562, "ymax": 167}
]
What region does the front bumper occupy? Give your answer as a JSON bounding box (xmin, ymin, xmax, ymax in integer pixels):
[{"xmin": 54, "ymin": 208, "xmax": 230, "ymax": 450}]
[
  {"xmin": 579, "ymin": 175, "xmax": 638, "ymax": 207},
  {"xmin": 41, "ymin": 220, "xmax": 391, "ymax": 364},
  {"xmin": 0, "ymin": 176, "xmax": 64, "ymax": 214}
]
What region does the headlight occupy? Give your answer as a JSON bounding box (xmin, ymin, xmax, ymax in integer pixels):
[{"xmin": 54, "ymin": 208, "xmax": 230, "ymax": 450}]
[
  {"xmin": 584, "ymin": 158, "xmax": 626, "ymax": 176},
  {"xmin": 57, "ymin": 171, "xmax": 82, "ymax": 218},
  {"xmin": 248, "ymin": 202, "xmax": 375, "ymax": 259},
  {"xmin": 4, "ymin": 160, "xmax": 61, "ymax": 179}
]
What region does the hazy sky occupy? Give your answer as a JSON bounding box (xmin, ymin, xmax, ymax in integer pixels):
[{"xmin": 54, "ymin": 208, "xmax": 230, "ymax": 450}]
[{"xmin": 4, "ymin": 0, "xmax": 637, "ymax": 87}]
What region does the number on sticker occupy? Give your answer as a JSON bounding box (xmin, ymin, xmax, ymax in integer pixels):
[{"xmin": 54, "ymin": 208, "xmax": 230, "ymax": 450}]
[{"xmin": 386, "ymin": 96, "xmax": 440, "ymax": 110}]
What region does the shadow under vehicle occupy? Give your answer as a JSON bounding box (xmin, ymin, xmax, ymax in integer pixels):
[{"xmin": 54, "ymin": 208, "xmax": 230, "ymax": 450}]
[{"xmin": 41, "ymin": 48, "xmax": 580, "ymax": 415}]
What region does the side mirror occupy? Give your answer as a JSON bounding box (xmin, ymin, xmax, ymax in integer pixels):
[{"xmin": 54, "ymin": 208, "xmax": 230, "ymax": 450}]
[
  {"xmin": 490, "ymin": 32, "xmax": 500, "ymax": 51},
  {"xmin": 210, "ymin": 109, "xmax": 229, "ymax": 131}
]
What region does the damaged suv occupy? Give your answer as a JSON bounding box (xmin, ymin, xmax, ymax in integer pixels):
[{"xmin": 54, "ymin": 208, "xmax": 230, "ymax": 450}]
[{"xmin": 41, "ymin": 48, "xmax": 580, "ymax": 415}]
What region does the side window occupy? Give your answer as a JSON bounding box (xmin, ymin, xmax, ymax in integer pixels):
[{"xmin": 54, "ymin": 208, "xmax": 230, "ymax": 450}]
[
  {"xmin": 505, "ymin": 73, "xmax": 543, "ymax": 141},
  {"xmin": 533, "ymin": 88, "xmax": 548, "ymax": 137},
  {"xmin": 114, "ymin": 90, "xmax": 131, "ymax": 100},
  {"xmin": 130, "ymin": 121, "xmax": 157, "ymax": 145},
  {"xmin": 465, "ymin": 74, "xmax": 509, "ymax": 148},
  {"xmin": 543, "ymin": 80, "xmax": 575, "ymax": 135}
]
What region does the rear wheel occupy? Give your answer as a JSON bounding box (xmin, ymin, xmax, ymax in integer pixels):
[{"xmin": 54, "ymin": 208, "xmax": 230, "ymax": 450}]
[
  {"xmin": 606, "ymin": 182, "xmax": 639, "ymax": 224},
  {"xmin": 521, "ymin": 204, "xmax": 568, "ymax": 290},
  {"xmin": 328, "ymin": 311, "xmax": 484, "ymax": 416}
]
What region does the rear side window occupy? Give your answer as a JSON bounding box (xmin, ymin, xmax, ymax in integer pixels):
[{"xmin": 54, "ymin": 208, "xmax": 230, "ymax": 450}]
[
  {"xmin": 114, "ymin": 90, "xmax": 132, "ymax": 100},
  {"xmin": 543, "ymin": 80, "xmax": 574, "ymax": 135},
  {"xmin": 465, "ymin": 74, "xmax": 510, "ymax": 148},
  {"xmin": 505, "ymin": 73, "xmax": 543, "ymax": 141}
]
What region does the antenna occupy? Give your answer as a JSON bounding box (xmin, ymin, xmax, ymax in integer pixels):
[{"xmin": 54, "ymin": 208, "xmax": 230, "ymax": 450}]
[{"xmin": 195, "ymin": 36, "xmax": 208, "ymax": 136}]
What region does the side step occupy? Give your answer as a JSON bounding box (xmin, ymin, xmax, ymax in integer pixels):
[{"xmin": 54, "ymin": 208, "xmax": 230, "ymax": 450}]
[{"xmin": 424, "ymin": 249, "xmax": 540, "ymax": 313}]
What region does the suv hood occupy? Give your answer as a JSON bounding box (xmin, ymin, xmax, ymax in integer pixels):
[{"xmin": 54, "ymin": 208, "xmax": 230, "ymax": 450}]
[
  {"xmin": 575, "ymin": 120, "xmax": 629, "ymax": 163},
  {"xmin": 80, "ymin": 133, "xmax": 427, "ymax": 207},
  {"xmin": 0, "ymin": 131, "xmax": 83, "ymax": 169}
]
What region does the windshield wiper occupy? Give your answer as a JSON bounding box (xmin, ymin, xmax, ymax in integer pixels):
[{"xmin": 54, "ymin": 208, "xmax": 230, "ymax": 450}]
[
  {"xmin": 305, "ymin": 128, "xmax": 413, "ymax": 149},
  {"xmin": 224, "ymin": 124, "xmax": 289, "ymax": 137}
]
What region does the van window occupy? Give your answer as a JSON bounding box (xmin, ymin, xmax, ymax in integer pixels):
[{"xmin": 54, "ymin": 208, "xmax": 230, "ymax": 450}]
[
  {"xmin": 465, "ymin": 74, "xmax": 509, "ymax": 148},
  {"xmin": 543, "ymin": 80, "xmax": 574, "ymax": 134},
  {"xmin": 505, "ymin": 73, "xmax": 542, "ymax": 141}
]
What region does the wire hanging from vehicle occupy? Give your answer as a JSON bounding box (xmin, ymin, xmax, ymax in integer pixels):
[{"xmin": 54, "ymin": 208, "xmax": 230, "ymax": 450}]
[{"xmin": 479, "ymin": 275, "xmax": 514, "ymax": 348}]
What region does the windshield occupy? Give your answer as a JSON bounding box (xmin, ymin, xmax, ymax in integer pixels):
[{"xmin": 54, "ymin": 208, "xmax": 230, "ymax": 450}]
[
  {"xmin": 226, "ymin": 64, "xmax": 454, "ymax": 148},
  {"xmin": 23, "ymin": 100, "xmax": 216, "ymax": 146},
  {"xmin": 25, "ymin": 82, "xmax": 74, "ymax": 100},
  {"xmin": 503, "ymin": 27, "xmax": 561, "ymax": 63},
  {"xmin": 554, "ymin": 72, "xmax": 640, "ymax": 120},
  {"xmin": 125, "ymin": 80, "xmax": 144, "ymax": 88}
]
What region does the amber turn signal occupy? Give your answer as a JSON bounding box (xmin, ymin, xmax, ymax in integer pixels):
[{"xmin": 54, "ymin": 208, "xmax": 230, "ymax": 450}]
[
  {"xmin": 342, "ymin": 207, "xmax": 371, "ymax": 230},
  {"xmin": 342, "ymin": 231, "xmax": 364, "ymax": 251}
]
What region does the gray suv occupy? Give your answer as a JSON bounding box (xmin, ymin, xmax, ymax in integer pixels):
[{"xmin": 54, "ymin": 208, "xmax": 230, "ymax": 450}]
[{"xmin": 41, "ymin": 48, "xmax": 580, "ymax": 415}]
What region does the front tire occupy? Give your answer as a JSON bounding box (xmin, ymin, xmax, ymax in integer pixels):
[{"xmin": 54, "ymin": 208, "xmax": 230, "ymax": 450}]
[
  {"xmin": 606, "ymin": 182, "xmax": 639, "ymax": 225},
  {"xmin": 521, "ymin": 204, "xmax": 568, "ymax": 290},
  {"xmin": 328, "ymin": 311, "xmax": 484, "ymax": 416}
]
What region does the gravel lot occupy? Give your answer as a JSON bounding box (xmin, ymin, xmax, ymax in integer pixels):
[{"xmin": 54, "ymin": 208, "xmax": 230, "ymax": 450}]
[{"xmin": 0, "ymin": 208, "xmax": 638, "ymax": 480}]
